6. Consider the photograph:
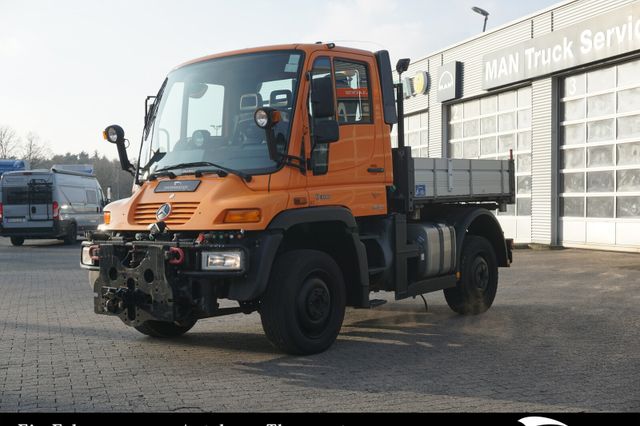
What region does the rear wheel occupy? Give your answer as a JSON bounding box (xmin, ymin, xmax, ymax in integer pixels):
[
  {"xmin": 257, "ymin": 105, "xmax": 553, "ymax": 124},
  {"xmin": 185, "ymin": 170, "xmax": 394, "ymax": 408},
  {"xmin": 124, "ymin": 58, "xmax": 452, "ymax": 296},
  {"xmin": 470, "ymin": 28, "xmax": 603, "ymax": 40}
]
[
  {"xmin": 134, "ymin": 319, "xmax": 197, "ymax": 338},
  {"xmin": 63, "ymin": 223, "xmax": 78, "ymax": 245},
  {"xmin": 10, "ymin": 237, "xmax": 24, "ymax": 246},
  {"xmin": 260, "ymin": 249, "xmax": 346, "ymax": 355},
  {"xmin": 444, "ymin": 235, "xmax": 498, "ymax": 315}
]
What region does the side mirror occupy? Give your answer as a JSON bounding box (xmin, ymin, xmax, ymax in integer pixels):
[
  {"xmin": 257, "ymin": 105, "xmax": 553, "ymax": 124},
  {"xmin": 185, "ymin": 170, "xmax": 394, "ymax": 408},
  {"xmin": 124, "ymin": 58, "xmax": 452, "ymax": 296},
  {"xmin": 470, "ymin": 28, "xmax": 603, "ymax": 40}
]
[
  {"xmin": 310, "ymin": 76, "xmax": 335, "ymax": 118},
  {"xmin": 310, "ymin": 76, "xmax": 340, "ymax": 144},
  {"xmin": 103, "ymin": 125, "xmax": 135, "ymax": 175},
  {"xmin": 254, "ymin": 108, "xmax": 282, "ymax": 161}
]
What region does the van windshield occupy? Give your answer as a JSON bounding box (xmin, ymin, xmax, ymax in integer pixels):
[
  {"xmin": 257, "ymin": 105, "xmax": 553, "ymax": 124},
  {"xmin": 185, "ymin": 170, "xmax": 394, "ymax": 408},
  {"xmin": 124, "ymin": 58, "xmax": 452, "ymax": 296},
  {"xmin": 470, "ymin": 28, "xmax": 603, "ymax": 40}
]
[{"xmin": 139, "ymin": 51, "xmax": 304, "ymax": 180}]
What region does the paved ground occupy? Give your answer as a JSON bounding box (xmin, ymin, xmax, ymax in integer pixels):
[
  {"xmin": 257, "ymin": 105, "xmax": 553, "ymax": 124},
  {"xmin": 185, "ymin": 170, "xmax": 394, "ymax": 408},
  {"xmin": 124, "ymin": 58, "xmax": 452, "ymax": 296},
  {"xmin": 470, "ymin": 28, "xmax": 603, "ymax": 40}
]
[{"xmin": 0, "ymin": 237, "xmax": 638, "ymax": 412}]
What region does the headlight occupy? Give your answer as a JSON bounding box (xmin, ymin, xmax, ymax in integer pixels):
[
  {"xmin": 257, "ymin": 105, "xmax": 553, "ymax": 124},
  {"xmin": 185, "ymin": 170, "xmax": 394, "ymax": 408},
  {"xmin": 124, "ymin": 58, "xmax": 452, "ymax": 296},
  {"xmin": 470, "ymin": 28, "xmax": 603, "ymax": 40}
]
[
  {"xmin": 107, "ymin": 127, "xmax": 119, "ymax": 143},
  {"xmin": 254, "ymin": 109, "xmax": 270, "ymax": 128},
  {"xmin": 81, "ymin": 245, "xmax": 100, "ymax": 266},
  {"xmin": 201, "ymin": 251, "xmax": 245, "ymax": 271}
]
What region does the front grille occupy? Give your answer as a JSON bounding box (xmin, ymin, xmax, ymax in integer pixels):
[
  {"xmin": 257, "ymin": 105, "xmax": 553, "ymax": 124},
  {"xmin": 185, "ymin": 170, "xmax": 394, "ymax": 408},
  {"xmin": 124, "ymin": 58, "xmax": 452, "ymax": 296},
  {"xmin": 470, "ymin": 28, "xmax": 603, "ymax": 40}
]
[{"xmin": 133, "ymin": 202, "xmax": 199, "ymax": 226}]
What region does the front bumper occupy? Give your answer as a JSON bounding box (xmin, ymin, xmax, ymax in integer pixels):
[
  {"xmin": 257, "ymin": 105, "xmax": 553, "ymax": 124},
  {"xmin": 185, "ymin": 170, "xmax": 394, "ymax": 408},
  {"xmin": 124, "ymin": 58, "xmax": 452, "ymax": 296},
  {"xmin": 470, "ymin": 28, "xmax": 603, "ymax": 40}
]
[{"xmin": 85, "ymin": 233, "xmax": 282, "ymax": 326}]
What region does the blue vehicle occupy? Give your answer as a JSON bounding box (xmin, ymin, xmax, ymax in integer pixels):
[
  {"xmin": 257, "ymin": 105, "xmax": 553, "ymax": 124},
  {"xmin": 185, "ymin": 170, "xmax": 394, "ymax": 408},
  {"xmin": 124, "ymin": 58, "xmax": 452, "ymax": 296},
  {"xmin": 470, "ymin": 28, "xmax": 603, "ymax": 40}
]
[{"xmin": 0, "ymin": 159, "xmax": 28, "ymax": 176}]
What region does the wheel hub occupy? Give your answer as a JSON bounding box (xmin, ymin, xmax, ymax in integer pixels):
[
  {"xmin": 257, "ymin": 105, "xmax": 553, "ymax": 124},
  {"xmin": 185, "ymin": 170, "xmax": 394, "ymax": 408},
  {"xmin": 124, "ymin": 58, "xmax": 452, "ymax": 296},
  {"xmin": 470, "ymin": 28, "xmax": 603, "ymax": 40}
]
[
  {"xmin": 472, "ymin": 257, "xmax": 490, "ymax": 291},
  {"xmin": 297, "ymin": 277, "xmax": 332, "ymax": 334}
]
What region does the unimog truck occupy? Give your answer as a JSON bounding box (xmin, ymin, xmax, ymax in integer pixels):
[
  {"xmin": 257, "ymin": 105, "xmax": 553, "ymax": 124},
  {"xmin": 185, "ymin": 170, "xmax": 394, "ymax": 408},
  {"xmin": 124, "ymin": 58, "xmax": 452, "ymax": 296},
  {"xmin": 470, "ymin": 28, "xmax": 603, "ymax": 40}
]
[{"xmin": 81, "ymin": 43, "xmax": 514, "ymax": 355}]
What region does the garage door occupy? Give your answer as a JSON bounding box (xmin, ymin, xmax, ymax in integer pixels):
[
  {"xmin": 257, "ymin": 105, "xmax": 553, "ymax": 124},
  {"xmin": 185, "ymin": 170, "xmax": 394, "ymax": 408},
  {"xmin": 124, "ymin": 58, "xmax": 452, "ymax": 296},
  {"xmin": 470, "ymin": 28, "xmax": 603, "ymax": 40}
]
[
  {"xmin": 448, "ymin": 87, "xmax": 532, "ymax": 243},
  {"xmin": 559, "ymin": 59, "xmax": 640, "ymax": 250}
]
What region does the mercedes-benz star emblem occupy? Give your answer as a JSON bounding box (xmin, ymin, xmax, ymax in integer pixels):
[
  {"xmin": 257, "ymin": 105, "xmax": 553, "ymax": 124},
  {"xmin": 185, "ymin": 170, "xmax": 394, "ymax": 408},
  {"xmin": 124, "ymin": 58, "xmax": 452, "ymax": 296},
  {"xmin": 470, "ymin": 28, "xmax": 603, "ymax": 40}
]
[{"xmin": 156, "ymin": 203, "xmax": 172, "ymax": 221}]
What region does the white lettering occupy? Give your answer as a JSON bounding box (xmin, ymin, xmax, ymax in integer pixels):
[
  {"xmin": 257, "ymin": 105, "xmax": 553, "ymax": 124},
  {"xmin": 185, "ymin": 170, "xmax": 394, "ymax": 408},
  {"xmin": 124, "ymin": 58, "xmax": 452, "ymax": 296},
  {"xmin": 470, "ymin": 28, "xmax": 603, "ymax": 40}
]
[
  {"xmin": 613, "ymin": 23, "xmax": 627, "ymax": 44},
  {"xmin": 485, "ymin": 60, "xmax": 498, "ymax": 81},
  {"xmin": 499, "ymin": 57, "xmax": 509, "ymax": 77},
  {"xmin": 524, "ymin": 47, "xmax": 535, "ymax": 70},
  {"xmin": 580, "ymin": 29, "xmax": 593, "ymax": 54},
  {"xmin": 509, "ymin": 53, "xmax": 519, "ymax": 75},
  {"xmin": 564, "ymin": 37, "xmax": 575, "ymax": 60},
  {"xmin": 552, "ymin": 45, "xmax": 562, "ymax": 62},
  {"xmin": 593, "ymin": 31, "xmax": 605, "ymax": 50}
]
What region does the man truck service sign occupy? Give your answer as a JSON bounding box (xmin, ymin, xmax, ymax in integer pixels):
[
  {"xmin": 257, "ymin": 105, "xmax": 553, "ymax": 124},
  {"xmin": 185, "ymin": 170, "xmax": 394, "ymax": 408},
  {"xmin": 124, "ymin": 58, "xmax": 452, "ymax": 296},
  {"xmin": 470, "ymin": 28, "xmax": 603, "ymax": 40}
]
[{"xmin": 482, "ymin": 2, "xmax": 640, "ymax": 89}]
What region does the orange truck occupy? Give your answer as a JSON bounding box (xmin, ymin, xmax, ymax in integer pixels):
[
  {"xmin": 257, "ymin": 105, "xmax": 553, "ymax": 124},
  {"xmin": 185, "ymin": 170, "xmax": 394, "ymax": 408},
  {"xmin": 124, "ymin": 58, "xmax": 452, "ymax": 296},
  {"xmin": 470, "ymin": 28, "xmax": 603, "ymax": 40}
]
[{"xmin": 81, "ymin": 43, "xmax": 515, "ymax": 355}]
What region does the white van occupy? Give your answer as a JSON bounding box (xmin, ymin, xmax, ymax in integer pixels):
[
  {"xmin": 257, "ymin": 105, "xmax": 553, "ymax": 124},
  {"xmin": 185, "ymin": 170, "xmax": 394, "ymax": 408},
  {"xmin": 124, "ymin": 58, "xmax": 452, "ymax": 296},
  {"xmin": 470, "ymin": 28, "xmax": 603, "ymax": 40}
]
[{"xmin": 0, "ymin": 167, "xmax": 107, "ymax": 246}]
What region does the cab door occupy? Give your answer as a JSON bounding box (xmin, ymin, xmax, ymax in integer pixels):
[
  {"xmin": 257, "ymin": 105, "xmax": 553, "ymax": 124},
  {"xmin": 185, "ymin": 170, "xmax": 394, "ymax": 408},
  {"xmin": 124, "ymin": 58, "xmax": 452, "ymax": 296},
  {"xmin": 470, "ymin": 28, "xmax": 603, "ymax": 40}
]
[{"xmin": 304, "ymin": 53, "xmax": 389, "ymax": 217}]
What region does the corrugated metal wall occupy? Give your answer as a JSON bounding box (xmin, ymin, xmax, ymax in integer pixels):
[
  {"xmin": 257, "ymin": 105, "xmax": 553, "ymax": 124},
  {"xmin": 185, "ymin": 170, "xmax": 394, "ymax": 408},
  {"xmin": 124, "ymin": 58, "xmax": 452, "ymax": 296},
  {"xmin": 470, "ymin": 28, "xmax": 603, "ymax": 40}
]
[
  {"xmin": 530, "ymin": 78, "xmax": 555, "ymax": 244},
  {"xmin": 553, "ymin": 0, "xmax": 633, "ymax": 29}
]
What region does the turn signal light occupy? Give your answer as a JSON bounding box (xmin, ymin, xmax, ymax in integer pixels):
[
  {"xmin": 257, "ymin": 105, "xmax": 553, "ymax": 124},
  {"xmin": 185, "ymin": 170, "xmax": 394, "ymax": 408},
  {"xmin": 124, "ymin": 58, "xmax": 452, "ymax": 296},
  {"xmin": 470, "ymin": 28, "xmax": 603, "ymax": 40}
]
[
  {"xmin": 223, "ymin": 209, "xmax": 261, "ymax": 223},
  {"xmin": 104, "ymin": 211, "xmax": 111, "ymax": 225}
]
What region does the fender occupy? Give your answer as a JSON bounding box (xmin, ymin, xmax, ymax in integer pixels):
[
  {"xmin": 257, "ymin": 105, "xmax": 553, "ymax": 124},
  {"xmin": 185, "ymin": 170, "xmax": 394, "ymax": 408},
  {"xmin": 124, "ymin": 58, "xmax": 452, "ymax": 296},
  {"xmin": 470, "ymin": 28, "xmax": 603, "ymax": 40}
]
[
  {"xmin": 267, "ymin": 206, "xmax": 370, "ymax": 307},
  {"xmin": 268, "ymin": 206, "xmax": 358, "ymax": 230},
  {"xmin": 454, "ymin": 208, "xmax": 509, "ymax": 268}
]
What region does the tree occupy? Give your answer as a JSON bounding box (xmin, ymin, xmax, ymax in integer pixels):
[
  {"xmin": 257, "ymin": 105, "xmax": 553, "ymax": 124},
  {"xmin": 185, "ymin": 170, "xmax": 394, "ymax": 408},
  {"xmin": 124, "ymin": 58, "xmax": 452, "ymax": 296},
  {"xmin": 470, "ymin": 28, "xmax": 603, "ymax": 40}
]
[
  {"xmin": 0, "ymin": 125, "xmax": 20, "ymax": 159},
  {"xmin": 22, "ymin": 132, "xmax": 51, "ymax": 168}
]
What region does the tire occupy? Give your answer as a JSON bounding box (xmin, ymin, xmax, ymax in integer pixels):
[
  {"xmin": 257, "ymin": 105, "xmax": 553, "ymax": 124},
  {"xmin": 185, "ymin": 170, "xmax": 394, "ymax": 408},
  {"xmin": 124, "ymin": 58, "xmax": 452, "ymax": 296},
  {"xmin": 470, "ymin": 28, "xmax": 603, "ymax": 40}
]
[
  {"xmin": 444, "ymin": 235, "xmax": 498, "ymax": 315},
  {"xmin": 260, "ymin": 249, "xmax": 346, "ymax": 355},
  {"xmin": 134, "ymin": 319, "xmax": 197, "ymax": 338},
  {"xmin": 10, "ymin": 237, "xmax": 24, "ymax": 246},
  {"xmin": 63, "ymin": 223, "xmax": 78, "ymax": 245}
]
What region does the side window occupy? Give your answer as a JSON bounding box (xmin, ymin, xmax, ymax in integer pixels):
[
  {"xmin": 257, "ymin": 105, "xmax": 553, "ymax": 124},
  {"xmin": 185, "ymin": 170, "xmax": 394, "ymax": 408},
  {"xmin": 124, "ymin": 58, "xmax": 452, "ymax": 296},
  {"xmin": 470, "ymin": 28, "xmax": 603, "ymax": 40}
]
[
  {"xmin": 60, "ymin": 186, "xmax": 87, "ymax": 205},
  {"xmin": 334, "ymin": 59, "xmax": 372, "ymax": 124},
  {"xmin": 309, "ymin": 57, "xmax": 334, "ymax": 175},
  {"xmin": 85, "ymin": 189, "xmax": 98, "ymax": 205}
]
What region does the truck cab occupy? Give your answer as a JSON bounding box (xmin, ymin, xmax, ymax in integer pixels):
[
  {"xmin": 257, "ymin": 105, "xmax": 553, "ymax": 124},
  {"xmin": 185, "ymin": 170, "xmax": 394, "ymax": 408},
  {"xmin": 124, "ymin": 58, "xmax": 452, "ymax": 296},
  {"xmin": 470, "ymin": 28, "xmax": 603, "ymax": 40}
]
[{"xmin": 82, "ymin": 44, "xmax": 514, "ymax": 355}]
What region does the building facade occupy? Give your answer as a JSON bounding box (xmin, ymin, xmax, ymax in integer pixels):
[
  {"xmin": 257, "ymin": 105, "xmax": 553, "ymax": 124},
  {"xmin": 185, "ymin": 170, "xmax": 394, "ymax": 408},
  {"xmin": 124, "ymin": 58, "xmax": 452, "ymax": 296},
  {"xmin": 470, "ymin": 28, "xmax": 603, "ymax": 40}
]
[{"xmin": 395, "ymin": 0, "xmax": 640, "ymax": 252}]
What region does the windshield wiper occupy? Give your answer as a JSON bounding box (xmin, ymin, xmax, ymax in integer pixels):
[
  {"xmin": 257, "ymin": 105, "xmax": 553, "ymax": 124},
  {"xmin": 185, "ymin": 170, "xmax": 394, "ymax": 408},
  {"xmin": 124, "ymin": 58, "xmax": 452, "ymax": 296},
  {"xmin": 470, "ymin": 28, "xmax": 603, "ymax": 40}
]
[
  {"xmin": 141, "ymin": 150, "xmax": 166, "ymax": 173},
  {"xmin": 150, "ymin": 162, "xmax": 252, "ymax": 182},
  {"xmin": 144, "ymin": 79, "xmax": 167, "ymax": 139}
]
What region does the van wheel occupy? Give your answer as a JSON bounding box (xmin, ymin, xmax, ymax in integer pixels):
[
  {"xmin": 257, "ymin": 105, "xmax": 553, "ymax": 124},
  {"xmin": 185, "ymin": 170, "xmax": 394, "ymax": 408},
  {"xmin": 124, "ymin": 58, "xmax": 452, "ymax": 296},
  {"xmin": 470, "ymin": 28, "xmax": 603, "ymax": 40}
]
[
  {"xmin": 444, "ymin": 235, "xmax": 498, "ymax": 315},
  {"xmin": 134, "ymin": 319, "xmax": 197, "ymax": 338},
  {"xmin": 10, "ymin": 237, "xmax": 24, "ymax": 246},
  {"xmin": 63, "ymin": 223, "xmax": 78, "ymax": 245},
  {"xmin": 260, "ymin": 249, "xmax": 346, "ymax": 355}
]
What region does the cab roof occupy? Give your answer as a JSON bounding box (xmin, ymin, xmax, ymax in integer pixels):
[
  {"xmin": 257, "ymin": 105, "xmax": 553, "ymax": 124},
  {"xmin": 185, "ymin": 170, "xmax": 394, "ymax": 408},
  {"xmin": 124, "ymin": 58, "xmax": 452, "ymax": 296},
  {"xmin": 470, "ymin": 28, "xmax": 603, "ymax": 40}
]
[{"xmin": 174, "ymin": 43, "xmax": 375, "ymax": 71}]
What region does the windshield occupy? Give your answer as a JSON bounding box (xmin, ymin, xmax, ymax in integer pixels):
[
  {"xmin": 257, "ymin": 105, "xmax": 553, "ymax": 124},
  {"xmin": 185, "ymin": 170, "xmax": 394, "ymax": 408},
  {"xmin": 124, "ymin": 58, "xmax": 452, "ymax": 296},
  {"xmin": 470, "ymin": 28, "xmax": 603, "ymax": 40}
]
[{"xmin": 138, "ymin": 51, "xmax": 304, "ymax": 180}]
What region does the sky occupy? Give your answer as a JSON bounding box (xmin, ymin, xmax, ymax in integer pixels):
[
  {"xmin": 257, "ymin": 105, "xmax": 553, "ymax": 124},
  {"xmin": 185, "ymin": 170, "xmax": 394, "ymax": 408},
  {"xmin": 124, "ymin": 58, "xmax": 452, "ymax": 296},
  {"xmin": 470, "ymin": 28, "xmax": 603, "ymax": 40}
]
[{"xmin": 0, "ymin": 0, "xmax": 561, "ymax": 161}]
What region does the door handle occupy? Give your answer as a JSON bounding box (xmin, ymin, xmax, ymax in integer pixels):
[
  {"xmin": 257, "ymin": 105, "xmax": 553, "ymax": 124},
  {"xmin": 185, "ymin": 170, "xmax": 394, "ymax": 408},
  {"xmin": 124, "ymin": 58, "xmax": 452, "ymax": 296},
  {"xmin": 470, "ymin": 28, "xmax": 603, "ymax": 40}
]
[{"xmin": 367, "ymin": 167, "xmax": 385, "ymax": 173}]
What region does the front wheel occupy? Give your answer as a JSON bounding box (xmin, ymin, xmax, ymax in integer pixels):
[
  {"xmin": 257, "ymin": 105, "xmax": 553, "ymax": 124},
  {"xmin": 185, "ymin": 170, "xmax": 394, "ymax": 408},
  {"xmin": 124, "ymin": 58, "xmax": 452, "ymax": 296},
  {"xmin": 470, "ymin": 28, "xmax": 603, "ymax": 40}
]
[
  {"xmin": 10, "ymin": 237, "xmax": 24, "ymax": 246},
  {"xmin": 134, "ymin": 319, "xmax": 197, "ymax": 338},
  {"xmin": 260, "ymin": 249, "xmax": 346, "ymax": 355},
  {"xmin": 444, "ymin": 235, "xmax": 498, "ymax": 315}
]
